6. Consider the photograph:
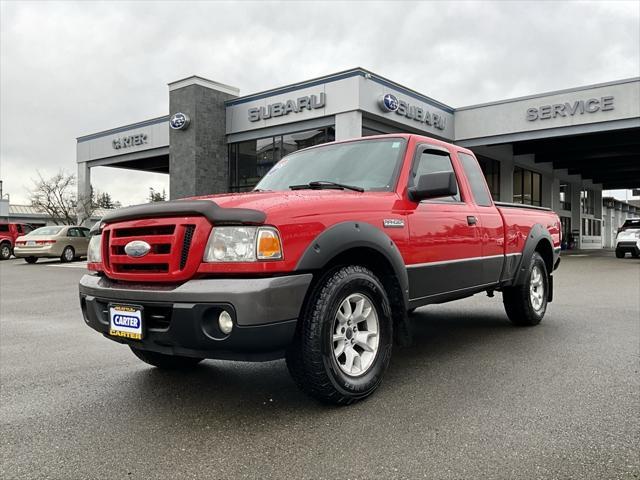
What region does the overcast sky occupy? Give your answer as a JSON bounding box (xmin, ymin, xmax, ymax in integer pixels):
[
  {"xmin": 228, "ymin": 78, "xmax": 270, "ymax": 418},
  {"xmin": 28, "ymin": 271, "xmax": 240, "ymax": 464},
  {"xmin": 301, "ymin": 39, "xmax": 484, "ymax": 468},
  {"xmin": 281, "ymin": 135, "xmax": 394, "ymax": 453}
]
[{"xmin": 1, "ymin": 0, "xmax": 639, "ymax": 206}]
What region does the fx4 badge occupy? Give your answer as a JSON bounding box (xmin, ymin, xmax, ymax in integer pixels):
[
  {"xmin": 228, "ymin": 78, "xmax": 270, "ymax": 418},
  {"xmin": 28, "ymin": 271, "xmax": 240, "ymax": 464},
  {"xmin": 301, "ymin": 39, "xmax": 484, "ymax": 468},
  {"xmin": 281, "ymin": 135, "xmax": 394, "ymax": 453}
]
[{"xmin": 383, "ymin": 219, "xmax": 405, "ymax": 228}]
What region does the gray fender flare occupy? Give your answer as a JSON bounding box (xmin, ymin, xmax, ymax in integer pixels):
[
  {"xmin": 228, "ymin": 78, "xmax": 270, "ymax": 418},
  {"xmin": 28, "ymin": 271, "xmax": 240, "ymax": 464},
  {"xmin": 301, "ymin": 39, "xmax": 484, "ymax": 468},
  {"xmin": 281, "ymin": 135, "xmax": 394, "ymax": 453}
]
[
  {"xmin": 513, "ymin": 223, "xmax": 554, "ymax": 286},
  {"xmin": 295, "ymin": 221, "xmax": 409, "ymax": 308}
]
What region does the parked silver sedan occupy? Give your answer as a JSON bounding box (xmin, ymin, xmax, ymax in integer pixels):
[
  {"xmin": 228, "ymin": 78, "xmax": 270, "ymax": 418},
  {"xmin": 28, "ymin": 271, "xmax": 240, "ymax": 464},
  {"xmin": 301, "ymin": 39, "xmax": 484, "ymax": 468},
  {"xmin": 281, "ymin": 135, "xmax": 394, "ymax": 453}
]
[{"xmin": 14, "ymin": 226, "xmax": 91, "ymax": 263}]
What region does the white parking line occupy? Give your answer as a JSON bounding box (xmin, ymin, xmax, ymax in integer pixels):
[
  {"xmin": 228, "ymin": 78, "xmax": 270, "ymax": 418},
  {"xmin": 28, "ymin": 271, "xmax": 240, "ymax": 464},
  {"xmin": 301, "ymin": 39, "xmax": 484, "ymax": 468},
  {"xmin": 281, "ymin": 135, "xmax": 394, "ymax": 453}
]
[{"xmin": 48, "ymin": 261, "xmax": 88, "ymax": 268}]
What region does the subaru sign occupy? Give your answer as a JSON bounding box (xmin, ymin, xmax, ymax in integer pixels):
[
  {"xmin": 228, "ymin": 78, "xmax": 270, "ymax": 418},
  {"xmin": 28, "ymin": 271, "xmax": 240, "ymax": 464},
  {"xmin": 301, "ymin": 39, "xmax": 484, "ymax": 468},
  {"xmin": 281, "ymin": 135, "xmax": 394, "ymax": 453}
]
[
  {"xmin": 378, "ymin": 94, "xmax": 446, "ymax": 130},
  {"xmin": 380, "ymin": 94, "xmax": 399, "ymax": 112},
  {"xmin": 170, "ymin": 112, "xmax": 190, "ymax": 130}
]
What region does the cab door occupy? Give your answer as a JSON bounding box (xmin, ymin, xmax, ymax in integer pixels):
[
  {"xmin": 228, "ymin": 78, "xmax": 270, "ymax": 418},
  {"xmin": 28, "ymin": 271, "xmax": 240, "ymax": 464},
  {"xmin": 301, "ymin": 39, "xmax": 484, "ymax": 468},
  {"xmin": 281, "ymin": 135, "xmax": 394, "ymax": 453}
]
[
  {"xmin": 455, "ymin": 151, "xmax": 505, "ymax": 285},
  {"xmin": 406, "ymin": 144, "xmax": 483, "ymax": 301}
]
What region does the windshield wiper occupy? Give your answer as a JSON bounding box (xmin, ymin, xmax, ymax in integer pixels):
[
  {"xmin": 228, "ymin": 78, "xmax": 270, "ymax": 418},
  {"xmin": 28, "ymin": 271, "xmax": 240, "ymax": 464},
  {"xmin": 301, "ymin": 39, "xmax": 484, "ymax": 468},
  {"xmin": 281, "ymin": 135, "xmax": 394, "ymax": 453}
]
[{"xmin": 289, "ymin": 181, "xmax": 364, "ymax": 193}]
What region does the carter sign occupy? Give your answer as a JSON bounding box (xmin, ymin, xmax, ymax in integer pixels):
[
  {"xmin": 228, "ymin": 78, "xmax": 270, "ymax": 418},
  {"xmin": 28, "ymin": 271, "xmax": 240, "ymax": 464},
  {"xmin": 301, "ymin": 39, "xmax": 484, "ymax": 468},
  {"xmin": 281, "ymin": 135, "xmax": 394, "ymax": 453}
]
[
  {"xmin": 112, "ymin": 133, "xmax": 148, "ymax": 150},
  {"xmin": 248, "ymin": 93, "xmax": 326, "ymax": 122},
  {"xmin": 526, "ymin": 96, "xmax": 614, "ymax": 121}
]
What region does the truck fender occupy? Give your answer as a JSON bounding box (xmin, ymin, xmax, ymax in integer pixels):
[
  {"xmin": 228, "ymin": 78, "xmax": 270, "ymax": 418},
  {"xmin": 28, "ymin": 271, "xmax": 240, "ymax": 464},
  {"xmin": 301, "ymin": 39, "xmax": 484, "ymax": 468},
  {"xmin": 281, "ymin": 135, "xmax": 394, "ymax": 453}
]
[
  {"xmin": 512, "ymin": 223, "xmax": 555, "ymax": 288},
  {"xmin": 295, "ymin": 221, "xmax": 410, "ymax": 309}
]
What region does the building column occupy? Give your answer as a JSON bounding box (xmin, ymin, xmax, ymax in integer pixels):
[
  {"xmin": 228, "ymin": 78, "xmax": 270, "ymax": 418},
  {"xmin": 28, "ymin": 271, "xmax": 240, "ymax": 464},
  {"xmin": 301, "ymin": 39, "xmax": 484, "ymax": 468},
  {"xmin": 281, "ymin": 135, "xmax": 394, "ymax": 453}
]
[
  {"xmin": 335, "ymin": 111, "xmax": 362, "ymax": 141},
  {"xmin": 77, "ymin": 161, "xmax": 92, "ymax": 226},
  {"xmin": 168, "ymin": 77, "xmax": 239, "ymax": 199},
  {"xmin": 570, "ymin": 182, "xmax": 581, "ymax": 248},
  {"xmin": 499, "ymin": 157, "xmax": 514, "ymax": 202}
]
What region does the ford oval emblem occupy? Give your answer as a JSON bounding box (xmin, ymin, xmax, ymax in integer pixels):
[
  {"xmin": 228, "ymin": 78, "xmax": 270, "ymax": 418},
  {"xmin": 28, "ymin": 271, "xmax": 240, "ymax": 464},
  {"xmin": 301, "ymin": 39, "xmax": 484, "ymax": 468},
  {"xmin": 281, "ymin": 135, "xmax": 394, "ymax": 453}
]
[
  {"xmin": 169, "ymin": 112, "xmax": 190, "ymax": 130},
  {"xmin": 124, "ymin": 240, "xmax": 151, "ymax": 258},
  {"xmin": 379, "ymin": 93, "xmax": 399, "ymax": 112}
]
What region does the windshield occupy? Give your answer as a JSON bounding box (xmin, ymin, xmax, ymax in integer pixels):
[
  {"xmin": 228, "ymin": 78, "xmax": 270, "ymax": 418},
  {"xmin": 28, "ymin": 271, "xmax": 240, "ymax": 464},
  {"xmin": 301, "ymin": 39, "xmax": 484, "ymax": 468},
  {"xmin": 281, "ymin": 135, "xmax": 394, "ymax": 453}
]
[
  {"xmin": 255, "ymin": 138, "xmax": 407, "ymax": 192},
  {"xmin": 621, "ymin": 219, "xmax": 640, "ymax": 230},
  {"xmin": 28, "ymin": 226, "xmax": 64, "ymax": 236}
]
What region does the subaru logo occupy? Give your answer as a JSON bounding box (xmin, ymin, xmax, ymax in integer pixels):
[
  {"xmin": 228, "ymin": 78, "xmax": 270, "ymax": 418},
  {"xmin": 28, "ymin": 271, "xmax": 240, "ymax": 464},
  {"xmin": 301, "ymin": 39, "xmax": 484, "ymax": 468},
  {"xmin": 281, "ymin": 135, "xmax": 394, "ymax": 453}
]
[
  {"xmin": 124, "ymin": 240, "xmax": 151, "ymax": 258},
  {"xmin": 380, "ymin": 94, "xmax": 399, "ymax": 112},
  {"xmin": 169, "ymin": 112, "xmax": 190, "ymax": 130}
]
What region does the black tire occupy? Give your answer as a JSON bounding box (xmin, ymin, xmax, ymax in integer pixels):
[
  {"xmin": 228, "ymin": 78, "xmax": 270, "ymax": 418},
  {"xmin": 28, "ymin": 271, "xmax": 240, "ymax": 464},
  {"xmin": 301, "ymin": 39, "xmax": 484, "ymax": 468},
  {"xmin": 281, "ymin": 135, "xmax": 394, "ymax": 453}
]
[
  {"xmin": 286, "ymin": 265, "xmax": 393, "ymax": 405},
  {"xmin": 130, "ymin": 347, "xmax": 203, "ymax": 370},
  {"xmin": 615, "ymin": 249, "xmax": 625, "ymax": 259},
  {"xmin": 502, "ymin": 252, "xmax": 548, "ymax": 326},
  {"xmin": 407, "ymin": 307, "xmax": 417, "ymax": 315},
  {"xmin": 632, "ymin": 250, "xmax": 639, "ymax": 259},
  {"xmin": 60, "ymin": 246, "xmax": 75, "ymax": 263},
  {"xmin": 0, "ymin": 242, "xmax": 11, "ymax": 260},
  {"xmin": 25, "ymin": 256, "xmax": 38, "ymax": 264}
]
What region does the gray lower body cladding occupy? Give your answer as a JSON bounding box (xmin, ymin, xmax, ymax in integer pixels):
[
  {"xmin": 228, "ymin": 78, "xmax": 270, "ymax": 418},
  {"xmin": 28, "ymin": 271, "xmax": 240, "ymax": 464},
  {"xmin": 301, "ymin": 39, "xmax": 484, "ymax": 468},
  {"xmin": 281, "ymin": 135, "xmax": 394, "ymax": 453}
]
[{"xmin": 78, "ymin": 273, "xmax": 312, "ymax": 360}]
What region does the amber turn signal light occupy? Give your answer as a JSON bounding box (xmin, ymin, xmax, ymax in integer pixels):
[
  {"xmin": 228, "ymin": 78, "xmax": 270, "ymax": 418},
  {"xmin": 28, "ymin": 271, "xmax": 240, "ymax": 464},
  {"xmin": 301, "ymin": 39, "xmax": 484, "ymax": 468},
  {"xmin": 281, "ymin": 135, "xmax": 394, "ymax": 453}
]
[{"xmin": 257, "ymin": 228, "xmax": 283, "ymax": 260}]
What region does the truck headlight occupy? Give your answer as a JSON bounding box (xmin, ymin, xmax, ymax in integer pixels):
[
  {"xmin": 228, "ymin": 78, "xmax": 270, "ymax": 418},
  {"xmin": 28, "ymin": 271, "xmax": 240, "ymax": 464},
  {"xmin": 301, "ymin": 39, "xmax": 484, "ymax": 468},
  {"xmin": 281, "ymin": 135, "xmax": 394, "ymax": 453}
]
[
  {"xmin": 203, "ymin": 227, "xmax": 282, "ymax": 262},
  {"xmin": 87, "ymin": 235, "xmax": 102, "ymax": 263}
]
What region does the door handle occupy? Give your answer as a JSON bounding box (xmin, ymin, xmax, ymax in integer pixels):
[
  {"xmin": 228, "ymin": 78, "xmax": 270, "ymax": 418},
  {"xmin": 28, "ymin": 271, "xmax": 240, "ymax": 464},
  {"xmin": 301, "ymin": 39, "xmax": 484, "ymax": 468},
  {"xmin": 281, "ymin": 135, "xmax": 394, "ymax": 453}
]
[{"xmin": 467, "ymin": 216, "xmax": 477, "ymax": 226}]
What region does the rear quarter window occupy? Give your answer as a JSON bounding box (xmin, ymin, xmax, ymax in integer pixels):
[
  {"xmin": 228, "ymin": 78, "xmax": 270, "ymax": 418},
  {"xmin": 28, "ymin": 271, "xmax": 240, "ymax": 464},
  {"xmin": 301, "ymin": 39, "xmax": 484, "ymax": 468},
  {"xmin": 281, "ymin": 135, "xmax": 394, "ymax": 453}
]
[{"xmin": 457, "ymin": 152, "xmax": 493, "ymax": 207}]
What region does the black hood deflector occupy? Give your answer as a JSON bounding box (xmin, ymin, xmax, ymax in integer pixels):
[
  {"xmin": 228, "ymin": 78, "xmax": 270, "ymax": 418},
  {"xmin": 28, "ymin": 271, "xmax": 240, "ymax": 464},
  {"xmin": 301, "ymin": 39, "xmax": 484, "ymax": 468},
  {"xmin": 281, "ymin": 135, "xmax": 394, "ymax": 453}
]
[{"xmin": 99, "ymin": 200, "xmax": 266, "ymax": 226}]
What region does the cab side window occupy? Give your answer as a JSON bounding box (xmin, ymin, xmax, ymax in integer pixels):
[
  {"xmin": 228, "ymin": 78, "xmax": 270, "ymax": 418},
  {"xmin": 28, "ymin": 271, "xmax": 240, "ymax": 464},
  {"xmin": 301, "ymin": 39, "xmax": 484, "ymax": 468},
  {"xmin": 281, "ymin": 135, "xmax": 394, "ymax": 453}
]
[
  {"xmin": 16, "ymin": 225, "xmax": 23, "ymax": 233},
  {"xmin": 412, "ymin": 150, "xmax": 461, "ymax": 202}
]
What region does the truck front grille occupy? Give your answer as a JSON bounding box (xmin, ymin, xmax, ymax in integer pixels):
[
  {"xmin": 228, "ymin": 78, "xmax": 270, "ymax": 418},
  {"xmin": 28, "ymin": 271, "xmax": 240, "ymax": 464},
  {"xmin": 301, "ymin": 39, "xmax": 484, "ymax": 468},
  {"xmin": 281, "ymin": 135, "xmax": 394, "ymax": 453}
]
[{"xmin": 102, "ymin": 216, "xmax": 211, "ymax": 282}]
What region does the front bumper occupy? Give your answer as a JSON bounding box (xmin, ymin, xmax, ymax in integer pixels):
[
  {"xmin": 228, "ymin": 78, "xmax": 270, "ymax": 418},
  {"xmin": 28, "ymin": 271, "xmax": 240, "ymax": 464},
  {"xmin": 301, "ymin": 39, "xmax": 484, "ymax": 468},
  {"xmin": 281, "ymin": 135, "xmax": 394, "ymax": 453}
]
[
  {"xmin": 616, "ymin": 241, "xmax": 640, "ymax": 253},
  {"xmin": 79, "ymin": 273, "xmax": 312, "ymax": 361}
]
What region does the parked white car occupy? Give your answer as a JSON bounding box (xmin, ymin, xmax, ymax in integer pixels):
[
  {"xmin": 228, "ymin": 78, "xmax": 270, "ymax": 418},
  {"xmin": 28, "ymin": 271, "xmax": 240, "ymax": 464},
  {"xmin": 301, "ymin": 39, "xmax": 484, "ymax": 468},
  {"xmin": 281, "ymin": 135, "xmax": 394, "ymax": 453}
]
[{"xmin": 615, "ymin": 218, "xmax": 640, "ymax": 258}]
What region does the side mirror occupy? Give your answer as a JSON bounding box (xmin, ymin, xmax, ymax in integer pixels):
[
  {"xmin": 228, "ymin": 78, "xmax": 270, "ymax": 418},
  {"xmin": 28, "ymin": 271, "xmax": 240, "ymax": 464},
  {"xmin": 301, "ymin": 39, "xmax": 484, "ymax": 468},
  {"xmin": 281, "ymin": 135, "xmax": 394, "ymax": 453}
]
[{"xmin": 408, "ymin": 171, "xmax": 458, "ymax": 202}]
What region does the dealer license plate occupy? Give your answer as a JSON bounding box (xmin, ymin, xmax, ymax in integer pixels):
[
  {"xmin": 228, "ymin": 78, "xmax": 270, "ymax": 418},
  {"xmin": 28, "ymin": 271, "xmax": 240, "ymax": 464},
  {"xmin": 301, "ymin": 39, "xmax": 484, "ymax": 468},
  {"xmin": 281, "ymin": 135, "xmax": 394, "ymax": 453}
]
[{"xmin": 109, "ymin": 304, "xmax": 143, "ymax": 340}]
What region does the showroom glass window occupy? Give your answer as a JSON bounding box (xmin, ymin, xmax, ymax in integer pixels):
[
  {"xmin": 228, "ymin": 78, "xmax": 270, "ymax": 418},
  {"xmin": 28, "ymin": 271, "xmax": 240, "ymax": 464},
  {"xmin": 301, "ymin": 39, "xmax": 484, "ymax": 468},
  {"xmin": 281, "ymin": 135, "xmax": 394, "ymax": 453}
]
[
  {"xmin": 559, "ymin": 183, "xmax": 571, "ymax": 211},
  {"xmin": 228, "ymin": 127, "xmax": 335, "ymax": 192},
  {"xmin": 513, "ymin": 166, "xmax": 542, "ymax": 206},
  {"xmin": 581, "ymin": 189, "xmax": 594, "ymax": 214}
]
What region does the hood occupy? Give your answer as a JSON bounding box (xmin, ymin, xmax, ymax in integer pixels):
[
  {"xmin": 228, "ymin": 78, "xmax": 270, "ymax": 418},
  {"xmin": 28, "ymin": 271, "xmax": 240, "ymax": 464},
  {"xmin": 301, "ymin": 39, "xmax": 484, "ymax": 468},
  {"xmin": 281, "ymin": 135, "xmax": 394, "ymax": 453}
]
[{"xmin": 190, "ymin": 190, "xmax": 398, "ymax": 219}]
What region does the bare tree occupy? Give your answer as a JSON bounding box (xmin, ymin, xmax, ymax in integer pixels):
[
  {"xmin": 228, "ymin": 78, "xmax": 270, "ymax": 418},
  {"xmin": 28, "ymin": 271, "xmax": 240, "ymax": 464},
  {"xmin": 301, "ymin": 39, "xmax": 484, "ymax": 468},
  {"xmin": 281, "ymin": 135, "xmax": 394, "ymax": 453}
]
[
  {"xmin": 29, "ymin": 170, "xmax": 93, "ymax": 225},
  {"xmin": 148, "ymin": 187, "xmax": 166, "ymax": 203}
]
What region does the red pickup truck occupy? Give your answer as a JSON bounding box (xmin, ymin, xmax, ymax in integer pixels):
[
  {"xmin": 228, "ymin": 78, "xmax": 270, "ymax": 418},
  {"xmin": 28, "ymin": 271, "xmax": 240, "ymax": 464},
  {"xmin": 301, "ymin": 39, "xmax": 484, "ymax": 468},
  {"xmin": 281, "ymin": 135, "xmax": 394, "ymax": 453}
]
[
  {"xmin": 0, "ymin": 223, "xmax": 34, "ymax": 260},
  {"xmin": 79, "ymin": 134, "xmax": 561, "ymax": 404}
]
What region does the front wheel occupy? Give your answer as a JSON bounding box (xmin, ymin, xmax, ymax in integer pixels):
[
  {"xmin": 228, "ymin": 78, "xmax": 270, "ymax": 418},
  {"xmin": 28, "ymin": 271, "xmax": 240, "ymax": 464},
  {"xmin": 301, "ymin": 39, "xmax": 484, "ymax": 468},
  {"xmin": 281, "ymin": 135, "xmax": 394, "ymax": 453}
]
[
  {"xmin": 286, "ymin": 265, "xmax": 393, "ymax": 405},
  {"xmin": 615, "ymin": 249, "xmax": 625, "ymax": 259},
  {"xmin": 0, "ymin": 243, "xmax": 11, "ymax": 260},
  {"xmin": 130, "ymin": 347, "xmax": 203, "ymax": 370},
  {"xmin": 503, "ymin": 252, "xmax": 548, "ymax": 326}
]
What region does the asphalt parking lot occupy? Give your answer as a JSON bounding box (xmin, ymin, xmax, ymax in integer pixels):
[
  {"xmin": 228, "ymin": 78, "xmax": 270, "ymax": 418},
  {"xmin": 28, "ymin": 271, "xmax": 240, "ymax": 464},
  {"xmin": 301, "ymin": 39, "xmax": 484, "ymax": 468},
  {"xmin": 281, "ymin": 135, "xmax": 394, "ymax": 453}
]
[{"xmin": 1, "ymin": 252, "xmax": 638, "ymax": 480}]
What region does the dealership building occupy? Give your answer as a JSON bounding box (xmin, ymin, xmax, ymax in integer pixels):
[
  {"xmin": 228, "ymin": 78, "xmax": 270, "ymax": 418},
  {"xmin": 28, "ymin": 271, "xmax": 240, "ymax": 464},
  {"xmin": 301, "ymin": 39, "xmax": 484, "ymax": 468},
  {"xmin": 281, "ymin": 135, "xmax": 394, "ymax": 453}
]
[{"xmin": 76, "ymin": 68, "xmax": 640, "ymax": 248}]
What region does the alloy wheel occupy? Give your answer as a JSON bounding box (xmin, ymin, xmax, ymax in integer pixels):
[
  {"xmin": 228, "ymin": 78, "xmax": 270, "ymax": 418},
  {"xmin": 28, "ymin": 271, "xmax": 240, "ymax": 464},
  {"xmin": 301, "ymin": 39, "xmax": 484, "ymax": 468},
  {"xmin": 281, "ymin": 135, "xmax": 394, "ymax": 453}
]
[{"xmin": 332, "ymin": 293, "xmax": 380, "ymax": 377}]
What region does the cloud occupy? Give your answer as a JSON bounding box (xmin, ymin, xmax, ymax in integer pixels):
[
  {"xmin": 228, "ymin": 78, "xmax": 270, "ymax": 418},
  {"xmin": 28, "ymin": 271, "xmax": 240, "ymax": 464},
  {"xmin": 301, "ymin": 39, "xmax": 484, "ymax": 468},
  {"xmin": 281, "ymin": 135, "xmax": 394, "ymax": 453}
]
[{"xmin": 1, "ymin": 0, "xmax": 639, "ymax": 204}]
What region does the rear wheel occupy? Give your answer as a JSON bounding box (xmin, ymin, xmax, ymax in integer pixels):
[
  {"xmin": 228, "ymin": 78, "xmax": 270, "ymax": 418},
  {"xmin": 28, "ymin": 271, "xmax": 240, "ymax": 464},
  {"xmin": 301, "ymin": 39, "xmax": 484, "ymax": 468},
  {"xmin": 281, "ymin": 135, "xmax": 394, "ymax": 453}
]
[
  {"xmin": 130, "ymin": 347, "xmax": 203, "ymax": 370},
  {"xmin": 61, "ymin": 246, "xmax": 75, "ymax": 263},
  {"xmin": 503, "ymin": 252, "xmax": 548, "ymax": 326},
  {"xmin": 0, "ymin": 242, "xmax": 11, "ymax": 260},
  {"xmin": 615, "ymin": 249, "xmax": 625, "ymax": 258},
  {"xmin": 286, "ymin": 265, "xmax": 393, "ymax": 405},
  {"xmin": 632, "ymin": 250, "xmax": 639, "ymax": 259},
  {"xmin": 25, "ymin": 256, "xmax": 38, "ymax": 264}
]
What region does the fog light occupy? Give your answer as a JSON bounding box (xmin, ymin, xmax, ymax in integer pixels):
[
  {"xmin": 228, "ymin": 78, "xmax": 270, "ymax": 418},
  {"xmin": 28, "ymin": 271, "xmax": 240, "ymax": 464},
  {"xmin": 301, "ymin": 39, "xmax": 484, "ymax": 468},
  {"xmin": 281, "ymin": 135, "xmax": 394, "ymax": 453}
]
[{"xmin": 218, "ymin": 310, "xmax": 233, "ymax": 334}]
